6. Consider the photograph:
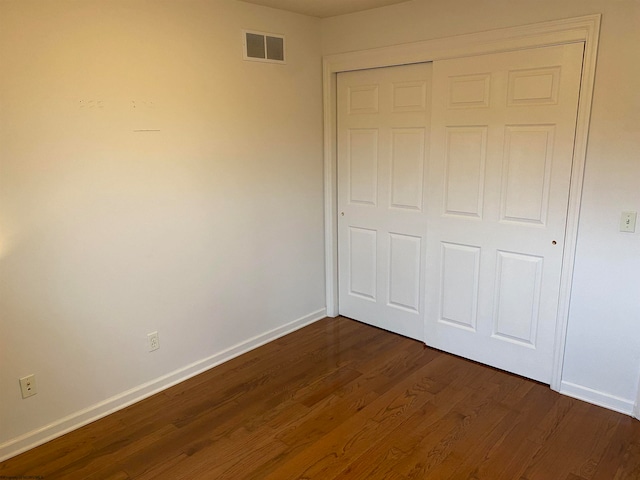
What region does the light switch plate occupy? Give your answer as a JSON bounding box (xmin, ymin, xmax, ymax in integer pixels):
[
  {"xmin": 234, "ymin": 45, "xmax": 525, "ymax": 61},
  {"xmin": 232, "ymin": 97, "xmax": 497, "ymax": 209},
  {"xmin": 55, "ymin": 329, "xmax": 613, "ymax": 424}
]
[{"xmin": 620, "ymin": 211, "xmax": 637, "ymax": 233}]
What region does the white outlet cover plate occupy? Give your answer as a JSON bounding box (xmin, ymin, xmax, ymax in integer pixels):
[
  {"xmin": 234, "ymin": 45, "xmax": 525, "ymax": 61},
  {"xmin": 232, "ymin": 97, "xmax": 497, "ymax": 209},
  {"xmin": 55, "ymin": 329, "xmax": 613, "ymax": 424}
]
[
  {"xmin": 148, "ymin": 331, "xmax": 160, "ymax": 351},
  {"xmin": 19, "ymin": 375, "xmax": 37, "ymax": 398}
]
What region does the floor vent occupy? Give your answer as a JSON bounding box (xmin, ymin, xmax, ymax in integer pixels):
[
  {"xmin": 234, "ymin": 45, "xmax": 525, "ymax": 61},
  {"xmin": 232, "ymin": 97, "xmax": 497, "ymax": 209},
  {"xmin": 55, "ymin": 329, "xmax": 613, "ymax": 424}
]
[{"xmin": 243, "ymin": 30, "xmax": 285, "ymax": 64}]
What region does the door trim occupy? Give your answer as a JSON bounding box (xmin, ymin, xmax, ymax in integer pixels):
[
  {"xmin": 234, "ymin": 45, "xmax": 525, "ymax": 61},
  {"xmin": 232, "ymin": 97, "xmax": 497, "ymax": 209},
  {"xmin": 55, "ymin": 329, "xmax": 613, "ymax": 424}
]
[{"xmin": 322, "ymin": 14, "xmax": 601, "ymax": 391}]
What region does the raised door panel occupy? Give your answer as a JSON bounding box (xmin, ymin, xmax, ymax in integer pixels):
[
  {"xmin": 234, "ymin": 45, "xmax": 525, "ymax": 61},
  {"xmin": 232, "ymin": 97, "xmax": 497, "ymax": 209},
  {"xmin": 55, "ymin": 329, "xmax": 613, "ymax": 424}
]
[
  {"xmin": 348, "ymin": 85, "xmax": 379, "ymax": 114},
  {"xmin": 348, "ymin": 227, "xmax": 377, "ymax": 300},
  {"xmin": 439, "ymin": 242, "xmax": 481, "ymax": 331},
  {"xmin": 493, "ymin": 251, "xmax": 543, "ymax": 346},
  {"xmin": 444, "ymin": 126, "xmax": 487, "ymax": 218},
  {"xmin": 507, "ymin": 67, "xmax": 561, "ymax": 106},
  {"xmin": 448, "ymin": 74, "xmax": 491, "ymax": 108},
  {"xmin": 392, "ymin": 81, "xmax": 428, "ymax": 112},
  {"xmin": 388, "ymin": 233, "xmax": 421, "ymax": 312},
  {"xmin": 501, "ymin": 125, "xmax": 555, "ymax": 224},
  {"xmin": 390, "ymin": 128, "xmax": 426, "ymax": 211},
  {"xmin": 348, "ymin": 129, "xmax": 378, "ymax": 206}
]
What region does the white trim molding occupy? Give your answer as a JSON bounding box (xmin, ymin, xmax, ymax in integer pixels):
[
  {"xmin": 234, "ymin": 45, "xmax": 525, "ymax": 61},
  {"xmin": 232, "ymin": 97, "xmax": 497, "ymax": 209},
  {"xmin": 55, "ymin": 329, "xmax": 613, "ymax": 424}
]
[
  {"xmin": 322, "ymin": 15, "xmax": 601, "ymax": 391},
  {"xmin": 561, "ymin": 381, "xmax": 635, "ymax": 416},
  {"xmin": 0, "ymin": 308, "xmax": 326, "ymax": 462},
  {"xmin": 634, "ymin": 375, "xmax": 640, "ymax": 419}
]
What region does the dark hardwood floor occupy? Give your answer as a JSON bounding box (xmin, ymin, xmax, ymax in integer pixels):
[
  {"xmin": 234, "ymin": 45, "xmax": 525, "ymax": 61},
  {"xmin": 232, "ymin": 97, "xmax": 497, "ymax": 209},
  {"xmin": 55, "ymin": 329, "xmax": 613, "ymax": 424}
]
[{"xmin": 2, "ymin": 316, "xmax": 640, "ymax": 479}]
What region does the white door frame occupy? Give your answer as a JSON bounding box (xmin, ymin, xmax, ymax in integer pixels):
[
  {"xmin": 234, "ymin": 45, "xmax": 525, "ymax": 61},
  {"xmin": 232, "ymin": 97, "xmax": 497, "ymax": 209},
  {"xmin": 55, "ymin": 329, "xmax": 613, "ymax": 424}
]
[{"xmin": 323, "ymin": 14, "xmax": 601, "ymax": 391}]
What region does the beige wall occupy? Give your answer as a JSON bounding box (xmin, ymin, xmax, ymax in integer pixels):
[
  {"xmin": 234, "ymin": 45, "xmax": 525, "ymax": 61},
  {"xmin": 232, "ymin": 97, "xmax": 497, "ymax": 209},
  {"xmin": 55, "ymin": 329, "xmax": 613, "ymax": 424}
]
[
  {"xmin": 0, "ymin": 0, "xmax": 324, "ymax": 453},
  {"xmin": 323, "ymin": 0, "xmax": 640, "ymax": 407}
]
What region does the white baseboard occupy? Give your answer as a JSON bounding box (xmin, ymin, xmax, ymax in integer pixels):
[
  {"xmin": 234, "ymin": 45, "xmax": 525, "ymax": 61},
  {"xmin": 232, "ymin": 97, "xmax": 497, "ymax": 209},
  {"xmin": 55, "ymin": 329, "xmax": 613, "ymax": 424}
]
[
  {"xmin": 560, "ymin": 380, "xmax": 635, "ymax": 416},
  {"xmin": 0, "ymin": 308, "xmax": 326, "ymax": 462}
]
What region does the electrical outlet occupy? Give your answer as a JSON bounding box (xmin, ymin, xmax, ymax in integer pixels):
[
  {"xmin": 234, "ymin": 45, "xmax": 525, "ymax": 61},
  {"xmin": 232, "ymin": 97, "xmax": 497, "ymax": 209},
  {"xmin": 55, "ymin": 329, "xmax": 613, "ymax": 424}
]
[
  {"xmin": 148, "ymin": 331, "xmax": 160, "ymax": 352},
  {"xmin": 19, "ymin": 374, "xmax": 37, "ymax": 398}
]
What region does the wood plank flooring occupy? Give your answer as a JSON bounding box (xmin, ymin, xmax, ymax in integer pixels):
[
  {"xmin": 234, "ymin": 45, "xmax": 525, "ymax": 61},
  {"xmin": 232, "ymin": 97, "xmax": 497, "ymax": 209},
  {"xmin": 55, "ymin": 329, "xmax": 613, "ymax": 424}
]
[{"xmin": 2, "ymin": 316, "xmax": 640, "ymax": 479}]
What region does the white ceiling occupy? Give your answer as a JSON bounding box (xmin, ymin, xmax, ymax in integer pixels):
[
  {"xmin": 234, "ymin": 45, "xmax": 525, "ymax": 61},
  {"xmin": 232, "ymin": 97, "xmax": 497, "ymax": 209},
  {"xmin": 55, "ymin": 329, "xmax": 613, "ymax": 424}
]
[{"xmin": 238, "ymin": 0, "xmax": 412, "ymax": 18}]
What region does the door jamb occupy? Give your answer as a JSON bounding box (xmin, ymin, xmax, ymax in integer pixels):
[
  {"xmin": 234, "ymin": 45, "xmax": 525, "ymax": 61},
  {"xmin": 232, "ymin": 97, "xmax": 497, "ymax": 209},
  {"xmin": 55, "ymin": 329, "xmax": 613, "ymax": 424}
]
[{"xmin": 322, "ymin": 14, "xmax": 601, "ymax": 391}]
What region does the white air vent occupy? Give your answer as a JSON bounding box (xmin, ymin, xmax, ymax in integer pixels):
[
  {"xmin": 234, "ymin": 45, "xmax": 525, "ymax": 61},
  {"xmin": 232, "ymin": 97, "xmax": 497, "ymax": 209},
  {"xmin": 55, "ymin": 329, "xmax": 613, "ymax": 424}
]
[{"xmin": 243, "ymin": 30, "xmax": 286, "ymax": 64}]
